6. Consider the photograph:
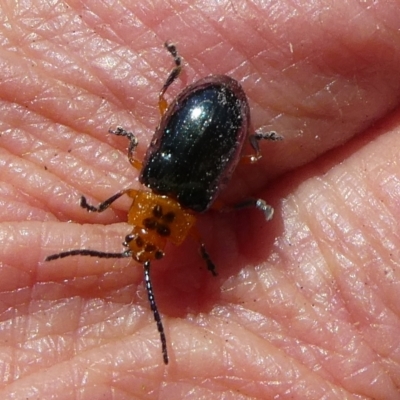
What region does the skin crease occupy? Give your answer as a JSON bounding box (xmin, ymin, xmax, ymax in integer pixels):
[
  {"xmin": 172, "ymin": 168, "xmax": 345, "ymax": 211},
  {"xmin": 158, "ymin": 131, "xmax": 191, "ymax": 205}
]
[{"xmin": 0, "ymin": 0, "xmax": 400, "ymax": 399}]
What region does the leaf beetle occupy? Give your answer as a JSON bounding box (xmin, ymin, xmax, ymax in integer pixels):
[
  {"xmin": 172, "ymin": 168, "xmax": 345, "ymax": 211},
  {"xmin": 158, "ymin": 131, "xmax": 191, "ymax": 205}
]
[{"xmin": 45, "ymin": 42, "xmax": 283, "ymax": 365}]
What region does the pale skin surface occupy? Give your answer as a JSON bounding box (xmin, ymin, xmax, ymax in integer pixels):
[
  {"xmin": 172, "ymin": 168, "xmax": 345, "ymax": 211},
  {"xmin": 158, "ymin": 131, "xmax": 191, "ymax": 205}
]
[{"xmin": 1, "ymin": 1, "xmax": 400, "ymax": 399}]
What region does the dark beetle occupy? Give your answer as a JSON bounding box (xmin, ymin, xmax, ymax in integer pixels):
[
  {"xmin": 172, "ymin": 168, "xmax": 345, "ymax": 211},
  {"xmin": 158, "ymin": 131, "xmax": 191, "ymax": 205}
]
[
  {"xmin": 140, "ymin": 75, "xmax": 249, "ymax": 212},
  {"xmin": 45, "ymin": 42, "xmax": 283, "ymax": 365}
]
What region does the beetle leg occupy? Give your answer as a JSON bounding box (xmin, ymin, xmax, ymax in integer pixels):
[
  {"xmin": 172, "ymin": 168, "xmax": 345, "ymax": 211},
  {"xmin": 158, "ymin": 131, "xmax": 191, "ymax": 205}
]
[
  {"xmin": 123, "ymin": 233, "xmax": 135, "ymax": 247},
  {"xmin": 80, "ymin": 189, "xmax": 138, "ymax": 213},
  {"xmin": 217, "ymin": 198, "xmax": 274, "ymax": 221},
  {"xmin": 109, "ymin": 127, "xmax": 142, "ymax": 170},
  {"xmin": 189, "ymin": 228, "xmax": 217, "ymax": 276},
  {"xmin": 158, "ymin": 42, "xmax": 182, "ymax": 116},
  {"xmin": 199, "ymin": 243, "xmax": 217, "ymax": 276},
  {"xmin": 242, "ymin": 131, "xmax": 283, "ymax": 164},
  {"xmin": 232, "ymin": 198, "xmax": 274, "ymax": 221}
]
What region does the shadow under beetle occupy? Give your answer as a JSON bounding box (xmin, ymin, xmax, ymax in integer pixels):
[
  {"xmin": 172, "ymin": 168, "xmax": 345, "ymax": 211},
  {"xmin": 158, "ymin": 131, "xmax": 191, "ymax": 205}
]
[{"xmin": 45, "ymin": 42, "xmax": 283, "ymax": 365}]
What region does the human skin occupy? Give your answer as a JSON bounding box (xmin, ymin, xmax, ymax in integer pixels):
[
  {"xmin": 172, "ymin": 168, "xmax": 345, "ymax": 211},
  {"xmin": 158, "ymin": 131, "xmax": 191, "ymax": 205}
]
[{"xmin": 1, "ymin": 1, "xmax": 400, "ymax": 399}]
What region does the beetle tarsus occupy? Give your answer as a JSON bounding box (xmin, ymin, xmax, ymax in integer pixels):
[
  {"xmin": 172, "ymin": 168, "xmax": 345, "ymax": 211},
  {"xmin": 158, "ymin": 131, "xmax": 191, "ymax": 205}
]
[
  {"xmin": 164, "ymin": 41, "xmax": 182, "ymax": 68},
  {"xmin": 109, "ymin": 127, "xmax": 139, "ymax": 162},
  {"xmin": 254, "ymin": 198, "xmax": 274, "ymax": 221},
  {"xmin": 200, "ymin": 243, "xmax": 217, "ymax": 276},
  {"xmin": 231, "ymin": 198, "xmax": 274, "ymax": 221},
  {"xmin": 109, "ymin": 126, "xmax": 137, "ymax": 145},
  {"xmin": 249, "ymin": 131, "xmax": 283, "ymax": 162},
  {"xmin": 254, "ymin": 131, "xmax": 283, "ymax": 142},
  {"xmin": 158, "ymin": 41, "xmax": 183, "ymax": 115}
]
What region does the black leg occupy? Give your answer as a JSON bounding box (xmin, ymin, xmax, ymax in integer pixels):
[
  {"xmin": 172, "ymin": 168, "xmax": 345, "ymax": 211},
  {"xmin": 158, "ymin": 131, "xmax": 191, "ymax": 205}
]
[
  {"xmin": 108, "ymin": 127, "xmax": 139, "ymax": 168},
  {"xmin": 200, "ymin": 243, "xmax": 217, "ymax": 276},
  {"xmin": 123, "ymin": 233, "xmax": 135, "ymax": 247},
  {"xmin": 80, "ymin": 190, "xmax": 128, "ymax": 213},
  {"xmin": 248, "ymin": 131, "xmax": 283, "ymax": 162},
  {"xmin": 160, "ymin": 42, "xmax": 182, "ymax": 97},
  {"xmin": 158, "ymin": 42, "xmax": 183, "ymax": 115},
  {"xmin": 143, "ymin": 261, "xmax": 168, "ymax": 365},
  {"xmin": 223, "ymin": 198, "xmax": 274, "ymax": 221},
  {"xmin": 45, "ymin": 249, "xmax": 132, "ymax": 261}
]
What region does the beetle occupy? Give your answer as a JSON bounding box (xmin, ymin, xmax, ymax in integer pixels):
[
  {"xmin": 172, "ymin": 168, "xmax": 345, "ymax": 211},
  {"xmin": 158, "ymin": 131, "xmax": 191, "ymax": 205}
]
[{"xmin": 45, "ymin": 42, "xmax": 283, "ymax": 365}]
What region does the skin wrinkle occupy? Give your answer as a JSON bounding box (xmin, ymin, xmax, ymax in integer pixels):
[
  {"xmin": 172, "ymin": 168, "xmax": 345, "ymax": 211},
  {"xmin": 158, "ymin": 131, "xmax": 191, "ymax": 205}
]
[
  {"xmin": 222, "ymin": 258, "xmax": 376, "ymax": 392},
  {"xmin": 332, "ymin": 166, "xmax": 400, "ymax": 321},
  {"xmin": 12, "ymin": 6, "xmax": 150, "ymax": 137},
  {"xmin": 175, "ymin": 326, "xmax": 303, "ymax": 398},
  {"xmin": 265, "ymin": 293, "xmax": 349, "ymax": 375},
  {"xmin": 11, "ymin": 19, "xmax": 94, "ymax": 91},
  {"xmin": 300, "ymin": 174, "xmax": 400, "ymax": 384},
  {"xmin": 1, "ymin": 113, "xmax": 133, "ymax": 217},
  {"xmin": 17, "ymin": 288, "xmax": 142, "ymax": 365},
  {"xmin": 280, "ymin": 195, "xmax": 392, "ymax": 392}
]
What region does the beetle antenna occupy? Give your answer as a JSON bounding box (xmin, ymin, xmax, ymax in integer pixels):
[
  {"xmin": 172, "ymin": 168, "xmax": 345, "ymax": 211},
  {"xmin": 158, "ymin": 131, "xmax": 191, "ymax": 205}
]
[
  {"xmin": 45, "ymin": 249, "xmax": 132, "ymax": 261},
  {"xmin": 143, "ymin": 260, "xmax": 168, "ymax": 365}
]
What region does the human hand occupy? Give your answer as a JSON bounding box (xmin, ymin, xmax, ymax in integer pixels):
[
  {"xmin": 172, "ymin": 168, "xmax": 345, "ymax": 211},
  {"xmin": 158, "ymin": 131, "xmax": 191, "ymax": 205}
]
[{"xmin": 1, "ymin": 1, "xmax": 400, "ymax": 399}]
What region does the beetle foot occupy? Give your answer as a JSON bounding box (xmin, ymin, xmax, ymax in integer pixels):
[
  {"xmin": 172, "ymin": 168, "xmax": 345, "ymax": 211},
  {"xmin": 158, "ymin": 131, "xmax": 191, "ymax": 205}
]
[
  {"xmin": 254, "ymin": 199, "xmax": 274, "ymax": 221},
  {"xmin": 229, "ymin": 198, "xmax": 274, "ymax": 221},
  {"xmin": 253, "ymin": 130, "xmax": 283, "ymax": 142},
  {"xmin": 109, "ymin": 126, "xmax": 138, "ymax": 148}
]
